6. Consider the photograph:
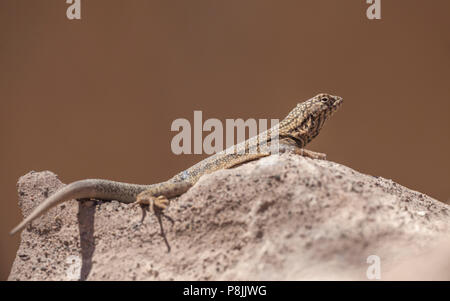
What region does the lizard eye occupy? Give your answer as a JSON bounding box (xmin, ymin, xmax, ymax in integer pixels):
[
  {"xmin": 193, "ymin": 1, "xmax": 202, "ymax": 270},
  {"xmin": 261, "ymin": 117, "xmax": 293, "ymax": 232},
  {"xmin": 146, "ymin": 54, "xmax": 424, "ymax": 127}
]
[{"xmin": 320, "ymin": 96, "xmax": 329, "ymax": 102}]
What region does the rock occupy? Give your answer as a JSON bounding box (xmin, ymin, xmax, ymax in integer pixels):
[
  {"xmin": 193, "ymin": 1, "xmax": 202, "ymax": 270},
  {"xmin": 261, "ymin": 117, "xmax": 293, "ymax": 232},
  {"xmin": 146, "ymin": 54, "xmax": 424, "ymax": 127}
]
[{"xmin": 8, "ymin": 154, "xmax": 450, "ymax": 280}]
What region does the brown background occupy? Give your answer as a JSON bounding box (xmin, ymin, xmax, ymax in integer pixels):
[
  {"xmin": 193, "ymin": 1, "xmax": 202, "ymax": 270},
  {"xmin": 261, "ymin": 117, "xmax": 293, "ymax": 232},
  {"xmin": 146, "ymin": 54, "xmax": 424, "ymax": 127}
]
[{"xmin": 1, "ymin": 0, "xmax": 449, "ymax": 280}]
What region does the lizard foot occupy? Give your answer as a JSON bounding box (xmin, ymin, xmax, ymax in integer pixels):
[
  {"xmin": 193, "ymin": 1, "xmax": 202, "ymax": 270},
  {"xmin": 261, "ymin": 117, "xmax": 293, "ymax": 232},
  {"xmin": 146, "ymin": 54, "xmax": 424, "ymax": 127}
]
[
  {"xmin": 134, "ymin": 193, "xmax": 171, "ymax": 225},
  {"xmin": 294, "ymin": 148, "xmax": 327, "ymax": 160},
  {"xmin": 133, "ymin": 192, "xmax": 174, "ymax": 252},
  {"xmin": 135, "ymin": 192, "xmax": 170, "ymax": 212}
]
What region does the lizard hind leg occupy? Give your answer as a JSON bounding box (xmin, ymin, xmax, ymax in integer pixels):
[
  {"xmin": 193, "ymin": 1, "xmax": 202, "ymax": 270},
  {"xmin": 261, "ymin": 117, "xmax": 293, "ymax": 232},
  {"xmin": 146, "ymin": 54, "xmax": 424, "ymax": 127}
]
[
  {"xmin": 134, "ymin": 191, "xmax": 170, "ymax": 214},
  {"xmin": 133, "ymin": 192, "xmax": 174, "ymax": 252}
]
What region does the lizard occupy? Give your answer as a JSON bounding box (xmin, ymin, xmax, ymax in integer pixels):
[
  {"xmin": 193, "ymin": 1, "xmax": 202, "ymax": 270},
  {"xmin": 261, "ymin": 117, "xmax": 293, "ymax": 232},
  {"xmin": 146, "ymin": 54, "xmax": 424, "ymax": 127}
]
[{"xmin": 10, "ymin": 93, "xmax": 343, "ymax": 236}]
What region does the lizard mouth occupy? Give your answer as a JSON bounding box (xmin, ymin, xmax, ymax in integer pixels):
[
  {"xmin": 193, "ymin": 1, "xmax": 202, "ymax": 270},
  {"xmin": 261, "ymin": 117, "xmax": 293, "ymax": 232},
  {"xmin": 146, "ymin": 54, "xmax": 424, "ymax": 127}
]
[{"xmin": 331, "ymin": 95, "xmax": 344, "ymax": 112}]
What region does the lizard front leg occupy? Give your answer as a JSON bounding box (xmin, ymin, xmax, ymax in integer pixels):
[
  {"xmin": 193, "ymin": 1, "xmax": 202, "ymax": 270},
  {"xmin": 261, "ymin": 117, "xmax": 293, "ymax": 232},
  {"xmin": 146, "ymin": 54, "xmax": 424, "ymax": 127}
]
[
  {"xmin": 278, "ymin": 138, "xmax": 327, "ymax": 160},
  {"xmin": 293, "ymin": 148, "xmax": 327, "ymax": 160}
]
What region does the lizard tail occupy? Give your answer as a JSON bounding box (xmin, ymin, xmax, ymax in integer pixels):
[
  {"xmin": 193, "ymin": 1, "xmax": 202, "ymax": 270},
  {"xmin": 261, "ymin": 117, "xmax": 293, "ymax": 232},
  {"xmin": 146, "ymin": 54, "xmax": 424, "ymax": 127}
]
[{"xmin": 10, "ymin": 179, "xmax": 152, "ymax": 235}]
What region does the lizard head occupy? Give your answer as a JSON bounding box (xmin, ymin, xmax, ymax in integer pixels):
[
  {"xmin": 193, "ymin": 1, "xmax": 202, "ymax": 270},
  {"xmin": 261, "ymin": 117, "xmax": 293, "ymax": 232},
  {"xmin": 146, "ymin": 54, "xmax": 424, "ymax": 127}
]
[
  {"xmin": 279, "ymin": 93, "xmax": 343, "ymax": 147},
  {"xmin": 300, "ymin": 93, "xmax": 343, "ymax": 120}
]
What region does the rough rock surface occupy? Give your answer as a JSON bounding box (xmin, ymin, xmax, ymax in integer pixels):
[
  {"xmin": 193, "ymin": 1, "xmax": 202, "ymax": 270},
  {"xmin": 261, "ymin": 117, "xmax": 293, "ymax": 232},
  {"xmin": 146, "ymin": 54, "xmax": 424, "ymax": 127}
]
[{"xmin": 8, "ymin": 154, "xmax": 450, "ymax": 280}]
